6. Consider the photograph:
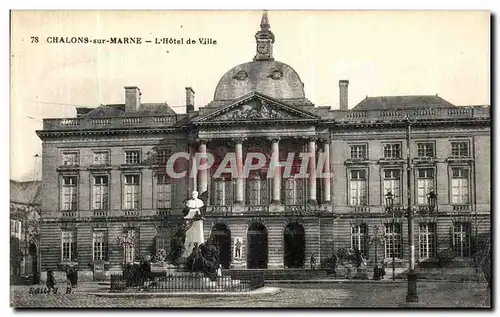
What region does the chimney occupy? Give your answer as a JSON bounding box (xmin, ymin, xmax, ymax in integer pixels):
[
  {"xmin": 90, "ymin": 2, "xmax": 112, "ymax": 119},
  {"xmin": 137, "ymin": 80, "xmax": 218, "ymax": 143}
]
[
  {"xmin": 125, "ymin": 86, "xmax": 141, "ymax": 111},
  {"xmin": 185, "ymin": 87, "xmax": 195, "ymax": 113},
  {"xmin": 339, "ymin": 80, "xmax": 349, "ymax": 110}
]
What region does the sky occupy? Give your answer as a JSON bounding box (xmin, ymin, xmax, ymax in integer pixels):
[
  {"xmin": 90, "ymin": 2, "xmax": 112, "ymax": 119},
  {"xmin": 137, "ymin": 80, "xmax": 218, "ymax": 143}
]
[{"xmin": 10, "ymin": 10, "xmax": 490, "ymax": 181}]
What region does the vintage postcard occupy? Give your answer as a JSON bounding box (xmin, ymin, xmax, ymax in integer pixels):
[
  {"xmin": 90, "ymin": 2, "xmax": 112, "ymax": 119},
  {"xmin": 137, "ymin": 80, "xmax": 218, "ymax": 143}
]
[{"xmin": 9, "ymin": 10, "xmax": 491, "ymax": 308}]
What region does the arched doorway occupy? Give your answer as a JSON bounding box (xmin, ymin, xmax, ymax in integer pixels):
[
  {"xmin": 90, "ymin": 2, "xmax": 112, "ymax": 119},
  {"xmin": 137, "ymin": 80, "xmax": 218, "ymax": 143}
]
[
  {"xmin": 210, "ymin": 224, "xmax": 231, "ymax": 269},
  {"xmin": 283, "ymin": 222, "xmax": 305, "ymax": 268},
  {"xmin": 247, "ymin": 223, "xmax": 268, "ymax": 269},
  {"xmin": 29, "ymin": 242, "xmax": 39, "ymax": 284}
]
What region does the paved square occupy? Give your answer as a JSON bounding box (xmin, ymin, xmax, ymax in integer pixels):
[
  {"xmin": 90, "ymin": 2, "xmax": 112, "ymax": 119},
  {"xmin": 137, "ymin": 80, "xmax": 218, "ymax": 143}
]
[{"xmin": 11, "ymin": 281, "xmax": 490, "ymax": 308}]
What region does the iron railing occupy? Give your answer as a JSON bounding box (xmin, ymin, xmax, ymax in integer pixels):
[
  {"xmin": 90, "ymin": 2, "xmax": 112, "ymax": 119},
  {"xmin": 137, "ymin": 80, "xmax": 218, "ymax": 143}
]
[{"xmin": 110, "ymin": 271, "xmax": 265, "ymax": 293}]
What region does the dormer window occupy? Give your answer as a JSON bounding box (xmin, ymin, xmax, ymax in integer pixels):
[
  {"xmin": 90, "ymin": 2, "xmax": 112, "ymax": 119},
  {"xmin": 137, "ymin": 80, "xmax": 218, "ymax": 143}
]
[
  {"xmin": 269, "ymin": 70, "xmax": 283, "ymax": 80},
  {"xmin": 234, "ymin": 71, "xmax": 248, "ymax": 81}
]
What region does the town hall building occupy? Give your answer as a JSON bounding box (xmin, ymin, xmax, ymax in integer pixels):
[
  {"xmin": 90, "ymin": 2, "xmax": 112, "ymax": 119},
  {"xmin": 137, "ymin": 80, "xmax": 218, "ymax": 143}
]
[{"xmin": 37, "ymin": 12, "xmax": 491, "ymax": 280}]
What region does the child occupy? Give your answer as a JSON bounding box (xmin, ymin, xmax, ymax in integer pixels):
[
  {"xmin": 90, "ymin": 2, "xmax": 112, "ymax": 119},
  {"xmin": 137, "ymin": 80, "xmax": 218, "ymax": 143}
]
[{"xmin": 46, "ymin": 270, "xmax": 56, "ymax": 291}]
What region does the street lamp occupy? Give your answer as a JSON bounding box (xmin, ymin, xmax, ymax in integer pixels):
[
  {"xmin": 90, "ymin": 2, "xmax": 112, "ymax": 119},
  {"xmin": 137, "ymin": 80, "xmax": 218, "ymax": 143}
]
[
  {"xmin": 385, "ymin": 190, "xmax": 396, "ymax": 281},
  {"xmin": 427, "ymin": 190, "xmax": 437, "ymax": 213},
  {"xmin": 369, "ymin": 225, "xmax": 385, "ymax": 280},
  {"xmin": 405, "ymin": 115, "xmax": 418, "ymax": 303}
]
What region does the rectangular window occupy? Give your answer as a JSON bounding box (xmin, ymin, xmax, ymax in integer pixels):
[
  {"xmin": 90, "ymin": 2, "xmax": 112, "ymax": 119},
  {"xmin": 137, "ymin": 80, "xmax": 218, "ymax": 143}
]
[
  {"xmin": 246, "ymin": 177, "xmax": 269, "ymax": 206},
  {"xmin": 123, "ymin": 228, "xmax": 137, "ymax": 264},
  {"xmin": 93, "ymin": 175, "xmax": 109, "ymax": 210},
  {"xmin": 93, "ymin": 151, "xmax": 110, "ymax": 165},
  {"xmin": 384, "ymin": 223, "xmax": 402, "ymax": 258},
  {"xmin": 10, "ymin": 220, "xmax": 21, "ymax": 238},
  {"xmin": 417, "ymin": 142, "xmax": 435, "ymax": 158},
  {"xmin": 92, "ymin": 230, "xmax": 108, "ymax": 261},
  {"xmin": 383, "ymin": 169, "xmax": 401, "ymax": 205},
  {"xmin": 155, "ymin": 226, "xmax": 168, "ymax": 252},
  {"xmin": 62, "ymin": 151, "xmax": 79, "ymax": 166},
  {"xmin": 417, "ymin": 169, "xmax": 434, "ymax": 205},
  {"xmin": 124, "ymin": 150, "xmax": 141, "ymax": 164},
  {"xmin": 350, "ymin": 144, "xmax": 367, "ymax": 160},
  {"xmin": 451, "ymin": 168, "xmax": 469, "ymax": 205},
  {"xmin": 61, "ymin": 176, "xmax": 78, "ymax": 211},
  {"xmin": 155, "ymin": 149, "xmax": 170, "ymax": 165},
  {"xmin": 61, "ymin": 230, "xmax": 77, "ymax": 262},
  {"xmin": 351, "ymin": 224, "xmax": 368, "ymax": 258},
  {"xmin": 157, "ymin": 175, "xmax": 172, "ymax": 209},
  {"xmin": 349, "ymin": 170, "xmax": 367, "ymax": 206},
  {"xmin": 418, "ymin": 223, "xmax": 436, "ymax": 259},
  {"xmin": 123, "ymin": 175, "xmax": 140, "ymax": 210},
  {"xmin": 383, "ymin": 143, "xmax": 401, "ymax": 159},
  {"xmin": 453, "ymin": 222, "xmax": 471, "ymax": 257},
  {"xmin": 451, "ymin": 141, "xmax": 469, "ymax": 158}
]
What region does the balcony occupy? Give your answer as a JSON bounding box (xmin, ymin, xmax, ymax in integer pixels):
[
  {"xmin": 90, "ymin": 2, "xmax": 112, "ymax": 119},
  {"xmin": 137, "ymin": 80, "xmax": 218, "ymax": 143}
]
[
  {"xmin": 284, "ymin": 205, "xmax": 307, "ymax": 215},
  {"xmin": 156, "ymin": 209, "xmax": 172, "ymax": 217},
  {"xmin": 61, "ymin": 210, "xmax": 78, "ymax": 219},
  {"xmin": 124, "ymin": 210, "xmax": 140, "ymax": 217},
  {"xmin": 43, "ymin": 115, "xmax": 178, "ymax": 131},
  {"xmin": 452, "ymin": 205, "xmax": 470, "ymax": 212},
  {"xmin": 205, "ymin": 205, "xmax": 232, "ymax": 216},
  {"xmin": 57, "ymin": 164, "xmax": 81, "ymax": 171},
  {"xmin": 246, "ymin": 205, "xmax": 269, "ymax": 214},
  {"xmin": 344, "ymin": 158, "xmax": 370, "ymax": 165},
  {"xmin": 446, "ymin": 156, "xmax": 474, "ymax": 163},
  {"xmin": 93, "ymin": 210, "xmax": 110, "ymax": 217},
  {"xmin": 333, "ymin": 106, "xmax": 489, "ymax": 123},
  {"xmin": 378, "ymin": 157, "xmax": 405, "ymax": 165},
  {"xmin": 349, "ymin": 206, "xmax": 370, "ymax": 213},
  {"xmin": 412, "ymin": 157, "xmax": 437, "ymax": 165}
]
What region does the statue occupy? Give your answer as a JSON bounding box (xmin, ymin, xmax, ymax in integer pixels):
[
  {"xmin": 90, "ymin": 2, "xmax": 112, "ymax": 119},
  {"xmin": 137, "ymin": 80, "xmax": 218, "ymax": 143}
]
[
  {"xmin": 183, "ymin": 190, "xmax": 206, "ymax": 221},
  {"xmin": 168, "ymin": 190, "xmax": 221, "ymax": 281},
  {"xmin": 182, "ymin": 191, "xmax": 206, "ymax": 258},
  {"xmin": 187, "ymin": 237, "xmax": 220, "ymax": 281}
]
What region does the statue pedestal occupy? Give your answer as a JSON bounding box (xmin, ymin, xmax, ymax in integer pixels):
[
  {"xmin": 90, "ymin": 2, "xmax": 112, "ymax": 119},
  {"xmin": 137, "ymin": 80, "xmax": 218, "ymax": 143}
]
[{"xmin": 183, "ymin": 219, "xmax": 205, "ymax": 258}]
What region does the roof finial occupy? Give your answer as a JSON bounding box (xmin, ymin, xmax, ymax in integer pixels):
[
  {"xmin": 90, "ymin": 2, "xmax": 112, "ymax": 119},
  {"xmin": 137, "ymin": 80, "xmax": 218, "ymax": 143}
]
[{"xmin": 260, "ymin": 10, "xmax": 270, "ymax": 31}]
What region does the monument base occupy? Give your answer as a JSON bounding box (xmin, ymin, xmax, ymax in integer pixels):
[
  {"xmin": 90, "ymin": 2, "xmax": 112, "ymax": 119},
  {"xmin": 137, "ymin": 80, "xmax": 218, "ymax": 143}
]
[{"xmin": 183, "ymin": 219, "xmax": 205, "ymax": 258}]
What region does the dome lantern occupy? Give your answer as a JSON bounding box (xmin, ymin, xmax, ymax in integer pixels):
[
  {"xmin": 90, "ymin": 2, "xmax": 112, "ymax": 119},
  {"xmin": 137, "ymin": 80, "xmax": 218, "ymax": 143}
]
[{"xmin": 254, "ymin": 10, "xmax": 275, "ymax": 61}]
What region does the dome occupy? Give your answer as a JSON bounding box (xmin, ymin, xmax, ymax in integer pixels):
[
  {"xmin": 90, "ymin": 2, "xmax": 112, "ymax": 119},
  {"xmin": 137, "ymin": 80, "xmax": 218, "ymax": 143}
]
[{"xmin": 213, "ymin": 60, "xmax": 305, "ymax": 101}]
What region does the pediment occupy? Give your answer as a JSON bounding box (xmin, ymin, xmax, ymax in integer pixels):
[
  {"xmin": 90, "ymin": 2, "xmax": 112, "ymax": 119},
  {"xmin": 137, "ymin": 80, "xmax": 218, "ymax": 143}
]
[{"xmin": 194, "ymin": 93, "xmax": 319, "ymax": 123}]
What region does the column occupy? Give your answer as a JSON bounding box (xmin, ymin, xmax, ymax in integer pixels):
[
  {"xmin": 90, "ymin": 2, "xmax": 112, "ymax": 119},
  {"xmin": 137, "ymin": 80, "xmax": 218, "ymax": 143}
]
[
  {"xmin": 198, "ymin": 140, "xmax": 208, "ymax": 194},
  {"xmin": 270, "ymin": 138, "xmax": 281, "ymax": 203},
  {"xmin": 235, "ymin": 138, "xmax": 244, "ymax": 203},
  {"xmin": 308, "ymin": 138, "xmax": 317, "ymax": 203},
  {"xmin": 189, "ymin": 143, "xmax": 197, "ymax": 193},
  {"xmin": 322, "ymin": 140, "xmax": 331, "ymax": 203}
]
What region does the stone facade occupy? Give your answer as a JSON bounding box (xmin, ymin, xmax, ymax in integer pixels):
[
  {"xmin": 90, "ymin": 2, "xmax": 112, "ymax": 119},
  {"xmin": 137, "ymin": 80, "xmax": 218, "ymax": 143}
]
[{"xmin": 36, "ymin": 12, "xmax": 490, "ymax": 281}]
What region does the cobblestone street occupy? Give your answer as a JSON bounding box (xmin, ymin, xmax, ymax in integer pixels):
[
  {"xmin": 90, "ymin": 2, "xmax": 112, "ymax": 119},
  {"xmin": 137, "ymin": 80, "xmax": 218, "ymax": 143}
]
[{"xmin": 10, "ymin": 281, "xmax": 490, "ymax": 308}]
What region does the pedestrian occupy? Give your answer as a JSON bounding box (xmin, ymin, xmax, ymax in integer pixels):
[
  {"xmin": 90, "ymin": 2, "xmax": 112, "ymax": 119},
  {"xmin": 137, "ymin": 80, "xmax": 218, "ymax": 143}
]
[
  {"xmin": 217, "ymin": 264, "xmax": 222, "ymax": 278},
  {"xmin": 46, "ymin": 269, "xmax": 56, "ymax": 291},
  {"xmin": 354, "ymin": 248, "xmax": 363, "ymax": 268},
  {"xmin": 310, "ymin": 253, "xmax": 316, "ymax": 270},
  {"xmin": 331, "ymin": 252, "xmax": 338, "ymax": 276},
  {"xmin": 65, "ymin": 266, "xmax": 72, "ymax": 292},
  {"xmin": 380, "ymin": 261, "xmax": 386, "ymax": 278}
]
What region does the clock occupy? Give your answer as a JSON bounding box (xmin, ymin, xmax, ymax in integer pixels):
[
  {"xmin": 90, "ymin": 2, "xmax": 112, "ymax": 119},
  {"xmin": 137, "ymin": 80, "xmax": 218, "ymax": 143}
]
[{"xmin": 257, "ymin": 42, "xmax": 270, "ymax": 54}]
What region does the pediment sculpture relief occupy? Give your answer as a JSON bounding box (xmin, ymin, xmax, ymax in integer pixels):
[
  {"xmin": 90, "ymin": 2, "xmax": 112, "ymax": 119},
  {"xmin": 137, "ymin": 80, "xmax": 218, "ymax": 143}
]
[{"xmin": 216, "ymin": 99, "xmax": 292, "ymax": 120}]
